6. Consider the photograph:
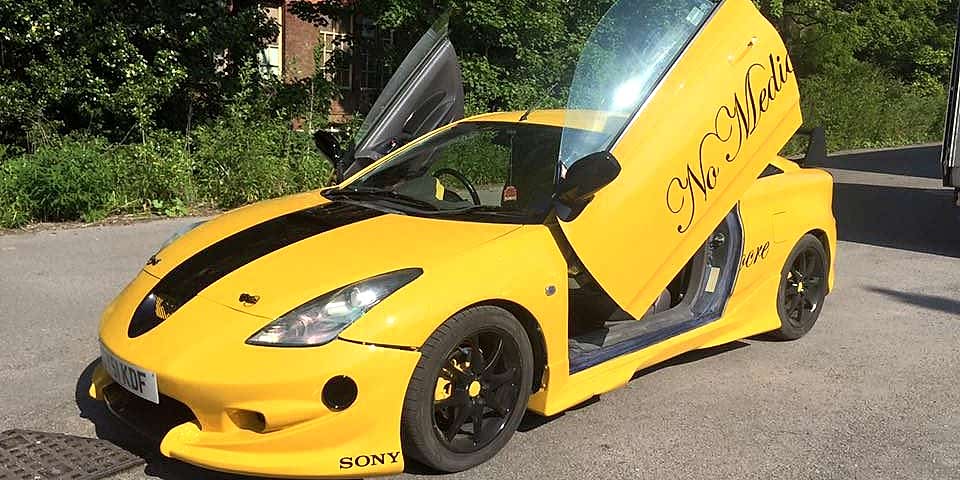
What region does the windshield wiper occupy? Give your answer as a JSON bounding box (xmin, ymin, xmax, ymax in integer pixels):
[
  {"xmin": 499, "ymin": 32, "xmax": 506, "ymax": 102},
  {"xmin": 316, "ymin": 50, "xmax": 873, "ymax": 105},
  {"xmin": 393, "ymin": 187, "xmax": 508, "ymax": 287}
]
[{"xmin": 326, "ymin": 186, "xmax": 440, "ymax": 211}]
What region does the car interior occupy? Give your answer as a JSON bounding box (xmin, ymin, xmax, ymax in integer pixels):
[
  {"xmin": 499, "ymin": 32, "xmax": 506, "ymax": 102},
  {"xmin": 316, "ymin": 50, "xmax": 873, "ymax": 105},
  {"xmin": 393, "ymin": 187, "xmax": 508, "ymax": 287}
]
[{"xmin": 560, "ymin": 210, "xmax": 742, "ymax": 373}]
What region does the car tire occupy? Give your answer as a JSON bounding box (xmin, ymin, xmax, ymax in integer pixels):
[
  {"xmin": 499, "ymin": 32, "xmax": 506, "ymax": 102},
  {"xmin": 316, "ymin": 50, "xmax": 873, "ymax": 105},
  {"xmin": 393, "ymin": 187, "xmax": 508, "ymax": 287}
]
[
  {"xmin": 401, "ymin": 306, "xmax": 534, "ymax": 473},
  {"xmin": 771, "ymin": 234, "xmax": 829, "ymax": 340}
]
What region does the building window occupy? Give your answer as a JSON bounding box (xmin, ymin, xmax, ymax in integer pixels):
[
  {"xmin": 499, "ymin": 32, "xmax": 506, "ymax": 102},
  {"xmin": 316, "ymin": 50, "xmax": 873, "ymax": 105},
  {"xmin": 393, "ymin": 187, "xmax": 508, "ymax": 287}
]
[
  {"xmin": 357, "ymin": 16, "xmax": 395, "ymax": 112},
  {"xmin": 317, "ymin": 14, "xmax": 353, "ymax": 89},
  {"xmin": 359, "ymin": 25, "xmax": 394, "ymax": 91},
  {"xmin": 259, "ymin": 4, "xmax": 283, "ymax": 77}
]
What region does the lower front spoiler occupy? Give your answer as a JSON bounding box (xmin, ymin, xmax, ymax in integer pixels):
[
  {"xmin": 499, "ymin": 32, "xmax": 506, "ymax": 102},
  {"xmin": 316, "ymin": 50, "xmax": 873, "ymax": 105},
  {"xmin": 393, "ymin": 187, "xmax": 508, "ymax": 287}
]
[{"xmin": 89, "ymin": 344, "xmax": 420, "ymax": 479}]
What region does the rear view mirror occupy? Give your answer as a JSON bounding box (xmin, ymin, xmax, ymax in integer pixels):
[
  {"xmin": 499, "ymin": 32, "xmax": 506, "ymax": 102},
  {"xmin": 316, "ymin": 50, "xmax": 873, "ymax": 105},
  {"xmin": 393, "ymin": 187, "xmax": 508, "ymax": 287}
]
[{"xmin": 555, "ymin": 151, "xmax": 621, "ymax": 221}]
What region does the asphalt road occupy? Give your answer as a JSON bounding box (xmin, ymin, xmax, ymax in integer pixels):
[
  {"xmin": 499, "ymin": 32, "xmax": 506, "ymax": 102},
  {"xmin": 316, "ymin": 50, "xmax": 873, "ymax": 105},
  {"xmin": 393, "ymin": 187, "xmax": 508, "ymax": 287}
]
[{"xmin": 1, "ymin": 145, "xmax": 959, "ymax": 480}]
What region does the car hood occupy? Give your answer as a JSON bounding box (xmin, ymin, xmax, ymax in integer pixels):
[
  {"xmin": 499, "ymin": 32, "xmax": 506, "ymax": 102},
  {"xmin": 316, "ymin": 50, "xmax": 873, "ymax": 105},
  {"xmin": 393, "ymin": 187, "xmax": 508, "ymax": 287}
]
[{"xmin": 141, "ymin": 192, "xmax": 520, "ymax": 322}]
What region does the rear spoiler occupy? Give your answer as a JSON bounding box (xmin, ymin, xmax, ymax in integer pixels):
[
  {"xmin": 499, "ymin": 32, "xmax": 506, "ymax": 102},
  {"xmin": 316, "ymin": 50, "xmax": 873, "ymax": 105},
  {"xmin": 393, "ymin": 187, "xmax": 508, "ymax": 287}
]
[{"xmin": 793, "ymin": 127, "xmax": 827, "ymax": 168}]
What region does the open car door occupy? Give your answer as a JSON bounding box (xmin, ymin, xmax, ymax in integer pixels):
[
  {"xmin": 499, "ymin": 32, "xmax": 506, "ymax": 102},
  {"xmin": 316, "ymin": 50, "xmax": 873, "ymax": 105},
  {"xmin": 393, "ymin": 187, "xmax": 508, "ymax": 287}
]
[
  {"xmin": 338, "ymin": 15, "xmax": 464, "ymax": 180},
  {"xmin": 941, "ymin": 5, "xmax": 960, "ymax": 206},
  {"xmin": 557, "ymin": 0, "xmax": 802, "ymax": 318}
]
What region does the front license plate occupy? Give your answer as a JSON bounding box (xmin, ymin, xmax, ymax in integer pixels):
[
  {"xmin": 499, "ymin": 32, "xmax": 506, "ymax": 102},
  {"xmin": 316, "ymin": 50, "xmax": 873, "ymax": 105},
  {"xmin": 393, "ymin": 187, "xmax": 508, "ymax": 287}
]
[{"xmin": 100, "ymin": 343, "xmax": 159, "ymax": 404}]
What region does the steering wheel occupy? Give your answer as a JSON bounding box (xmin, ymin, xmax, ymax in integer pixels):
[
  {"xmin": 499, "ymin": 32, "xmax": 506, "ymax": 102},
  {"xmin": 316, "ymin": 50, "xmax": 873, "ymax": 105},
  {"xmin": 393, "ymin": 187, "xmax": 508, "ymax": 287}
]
[{"xmin": 433, "ymin": 168, "xmax": 481, "ymax": 206}]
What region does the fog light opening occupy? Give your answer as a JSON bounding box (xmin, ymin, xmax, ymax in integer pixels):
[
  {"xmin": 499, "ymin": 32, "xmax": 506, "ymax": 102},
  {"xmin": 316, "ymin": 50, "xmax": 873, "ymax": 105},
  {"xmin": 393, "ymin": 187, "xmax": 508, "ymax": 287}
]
[
  {"xmin": 322, "ymin": 376, "xmax": 358, "ymax": 411},
  {"xmin": 227, "ymin": 409, "xmax": 267, "ymax": 433}
]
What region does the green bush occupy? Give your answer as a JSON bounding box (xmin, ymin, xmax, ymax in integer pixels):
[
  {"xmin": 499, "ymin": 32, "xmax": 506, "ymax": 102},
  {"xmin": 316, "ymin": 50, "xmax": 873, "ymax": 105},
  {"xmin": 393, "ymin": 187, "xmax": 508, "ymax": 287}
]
[
  {"xmin": 0, "ymin": 158, "xmax": 31, "ymax": 228},
  {"xmin": 799, "ymin": 62, "xmax": 946, "ymax": 152},
  {"xmin": 10, "ymin": 135, "xmax": 120, "ymax": 223},
  {"xmin": 113, "ymin": 131, "xmax": 197, "ymax": 213},
  {"xmin": 0, "ymin": 117, "xmax": 332, "ymax": 228},
  {"xmin": 193, "ymin": 117, "xmax": 331, "ymax": 208}
]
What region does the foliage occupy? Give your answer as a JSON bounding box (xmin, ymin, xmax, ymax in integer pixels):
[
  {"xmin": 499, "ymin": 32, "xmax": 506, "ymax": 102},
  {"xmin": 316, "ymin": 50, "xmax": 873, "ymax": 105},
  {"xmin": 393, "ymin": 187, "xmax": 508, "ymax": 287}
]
[
  {"xmin": 192, "ymin": 109, "xmax": 332, "ymax": 209},
  {"xmin": 2, "ymin": 0, "xmax": 960, "ymax": 229},
  {"xmin": 799, "ymin": 62, "xmax": 947, "ymax": 151},
  {"xmin": 291, "ymin": 0, "xmax": 614, "ymax": 114},
  {"xmin": 0, "ymin": 0, "xmax": 285, "ymax": 145},
  {"xmin": 0, "ymin": 115, "xmax": 331, "ymax": 229},
  {"xmin": 757, "ymin": 0, "xmax": 959, "ymax": 87},
  {"xmin": 290, "ymin": 0, "xmax": 956, "ymax": 164},
  {"xmin": 433, "ymin": 129, "xmax": 510, "ymax": 186}
]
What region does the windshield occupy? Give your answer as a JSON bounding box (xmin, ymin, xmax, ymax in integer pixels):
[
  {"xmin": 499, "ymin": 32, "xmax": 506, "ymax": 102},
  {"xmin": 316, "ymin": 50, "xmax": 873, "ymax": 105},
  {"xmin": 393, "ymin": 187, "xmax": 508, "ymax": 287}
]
[
  {"xmin": 331, "ymin": 122, "xmax": 605, "ymax": 224},
  {"xmin": 560, "ymin": 0, "xmax": 718, "ymax": 168}
]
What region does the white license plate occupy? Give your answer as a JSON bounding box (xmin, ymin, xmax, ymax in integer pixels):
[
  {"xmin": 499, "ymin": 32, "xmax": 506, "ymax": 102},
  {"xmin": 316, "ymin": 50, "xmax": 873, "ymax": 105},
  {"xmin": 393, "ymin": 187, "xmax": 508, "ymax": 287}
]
[{"xmin": 100, "ymin": 343, "xmax": 160, "ymax": 404}]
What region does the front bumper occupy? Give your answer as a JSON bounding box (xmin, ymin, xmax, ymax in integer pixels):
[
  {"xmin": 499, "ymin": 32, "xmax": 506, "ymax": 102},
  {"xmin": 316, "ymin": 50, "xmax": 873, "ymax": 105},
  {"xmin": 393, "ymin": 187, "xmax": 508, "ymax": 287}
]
[{"xmin": 90, "ymin": 337, "xmax": 420, "ymax": 479}]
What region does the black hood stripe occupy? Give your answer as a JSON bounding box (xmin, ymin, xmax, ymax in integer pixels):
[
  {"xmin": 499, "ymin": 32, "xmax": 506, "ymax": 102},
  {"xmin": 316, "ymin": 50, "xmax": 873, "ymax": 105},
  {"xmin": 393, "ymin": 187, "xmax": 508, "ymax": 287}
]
[{"xmin": 128, "ymin": 202, "xmax": 384, "ymax": 337}]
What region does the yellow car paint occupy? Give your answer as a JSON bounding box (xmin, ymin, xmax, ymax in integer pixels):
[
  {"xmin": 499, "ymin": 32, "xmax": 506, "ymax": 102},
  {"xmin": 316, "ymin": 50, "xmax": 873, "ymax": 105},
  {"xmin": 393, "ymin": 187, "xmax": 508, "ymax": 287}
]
[{"xmin": 91, "ymin": 0, "xmax": 837, "ymax": 477}]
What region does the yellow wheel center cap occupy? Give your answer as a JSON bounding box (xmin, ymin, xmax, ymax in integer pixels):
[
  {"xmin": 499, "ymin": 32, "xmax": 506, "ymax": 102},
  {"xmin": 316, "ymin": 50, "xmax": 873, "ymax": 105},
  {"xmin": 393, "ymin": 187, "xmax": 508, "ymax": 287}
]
[{"xmin": 468, "ymin": 381, "xmax": 482, "ymax": 397}]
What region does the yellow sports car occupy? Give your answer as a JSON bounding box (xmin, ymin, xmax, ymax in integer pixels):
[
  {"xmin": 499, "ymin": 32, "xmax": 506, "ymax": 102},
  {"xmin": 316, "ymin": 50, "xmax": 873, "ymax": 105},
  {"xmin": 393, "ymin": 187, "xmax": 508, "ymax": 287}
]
[{"xmin": 90, "ymin": 0, "xmax": 836, "ymax": 477}]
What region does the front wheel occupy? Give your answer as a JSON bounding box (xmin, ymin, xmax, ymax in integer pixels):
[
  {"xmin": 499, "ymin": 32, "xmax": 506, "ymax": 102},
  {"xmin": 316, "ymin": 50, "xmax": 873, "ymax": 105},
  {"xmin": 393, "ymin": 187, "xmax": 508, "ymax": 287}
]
[
  {"xmin": 401, "ymin": 306, "xmax": 533, "ymax": 472},
  {"xmin": 771, "ymin": 234, "xmax": 829, "ymax": 340}
]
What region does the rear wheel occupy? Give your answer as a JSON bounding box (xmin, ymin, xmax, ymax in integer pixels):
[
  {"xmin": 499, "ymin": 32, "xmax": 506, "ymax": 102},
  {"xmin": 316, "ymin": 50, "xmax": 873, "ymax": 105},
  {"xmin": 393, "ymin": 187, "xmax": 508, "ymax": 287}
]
[
  {"xmin": 771, "ymin": 234, "xmax": 829, "ymax": 340},
  {"xmin": 401, "ymin": 306, "xmax": 533, "ymax": 472}
]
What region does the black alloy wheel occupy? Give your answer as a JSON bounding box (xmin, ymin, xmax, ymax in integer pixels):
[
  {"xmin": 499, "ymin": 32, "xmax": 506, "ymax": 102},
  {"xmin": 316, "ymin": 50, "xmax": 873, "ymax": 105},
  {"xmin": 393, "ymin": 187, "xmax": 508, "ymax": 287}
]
[
  {"xmin": 432, "ymin": 329, "xmax": 523, "ymax": 453},
  {"xmin": 401, "ymin": 306, "xmax": 533, "ymax": 472},
  {"xmin": 772, "ymin": 234, "xmax": 829, "ymax": 340}
]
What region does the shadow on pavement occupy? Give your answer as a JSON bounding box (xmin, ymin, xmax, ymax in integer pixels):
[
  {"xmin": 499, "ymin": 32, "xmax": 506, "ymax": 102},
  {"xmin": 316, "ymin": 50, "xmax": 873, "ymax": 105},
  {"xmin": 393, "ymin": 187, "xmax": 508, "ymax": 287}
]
[
  {"xmin": 833, "ymin": 183, "xmax": 959, "ymax": 258},
  {"xmin": 630, "ymin": 341, "xmax": 749, "ymax": 380},
  {"xmin": 820, "ymin": 144, "xmax": 943, "ymax": 179},
  {"xmin": 867, "ymin": 287, "xmax": 960, "ymax": 315},
  {"xmin": 822, "ymin": 145, "xmax": 960, "ymax": 258},
  {"xmin": 516, "ymin": 341, "xmax": 749, "ymax": 435}
]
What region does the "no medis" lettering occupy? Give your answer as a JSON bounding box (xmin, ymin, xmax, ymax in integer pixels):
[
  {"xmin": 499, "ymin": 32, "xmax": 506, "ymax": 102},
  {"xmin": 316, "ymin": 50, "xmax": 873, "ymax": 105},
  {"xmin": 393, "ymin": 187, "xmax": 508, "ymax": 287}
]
[{"xmin": 666, "ymin": 53, "xmax": 794, "ymax": 233}]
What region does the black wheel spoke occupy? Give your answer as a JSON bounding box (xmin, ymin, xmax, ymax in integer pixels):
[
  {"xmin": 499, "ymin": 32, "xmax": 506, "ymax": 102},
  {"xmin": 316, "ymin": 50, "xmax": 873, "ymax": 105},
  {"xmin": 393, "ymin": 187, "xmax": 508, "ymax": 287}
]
[
  {"xmin": 481, "ymin": 339, "xmax": 503, "ymax": 376},
  {"xmin": 436, "ymin": 389, "xmax": 469, "ymax": 408},
  {"xmin": 787, "ymin": 295, "xmax": 803, "ymax": 316},
  {"xmin": 444, "ymin": 402, "xmax": 472, "ymax": 441},
  {"xmin": 484, "ymin": 367, "xmax": 517, "ymax": 390},
  {"xmin": 803, "ymin": 251, "xmax": 816, "ymax": 275},
  {"xmin": 470, "ymin": 403, "xmax": 484, "ymax": 435},
  {"xmin": 468, "ymin": 334, "xmax": 484, "ymax": 373},
  {"xmin": 484, "ymin": 389, "xmax": 510, "ymax": 415}
]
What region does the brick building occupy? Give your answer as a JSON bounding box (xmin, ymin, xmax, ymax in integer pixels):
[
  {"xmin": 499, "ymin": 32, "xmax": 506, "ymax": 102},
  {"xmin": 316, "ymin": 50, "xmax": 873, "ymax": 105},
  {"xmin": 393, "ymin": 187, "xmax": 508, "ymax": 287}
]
[{"xmin": 258, "ymin": 1, "xmax": 394, "ymax": 124}]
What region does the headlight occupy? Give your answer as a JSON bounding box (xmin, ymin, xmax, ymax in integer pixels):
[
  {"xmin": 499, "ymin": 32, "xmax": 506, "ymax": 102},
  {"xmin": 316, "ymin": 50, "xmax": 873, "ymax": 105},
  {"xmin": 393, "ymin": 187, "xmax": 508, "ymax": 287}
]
[{"xmin": 246, "ymin": 268, "xmax": 423, "ymax": 347}]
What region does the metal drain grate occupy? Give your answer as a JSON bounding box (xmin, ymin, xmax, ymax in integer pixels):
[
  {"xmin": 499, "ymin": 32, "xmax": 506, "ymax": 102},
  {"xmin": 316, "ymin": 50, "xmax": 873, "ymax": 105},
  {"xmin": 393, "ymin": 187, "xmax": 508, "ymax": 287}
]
[{"xmin": 0, "ymin": 430, "xmax": 144, "ymax": 480}]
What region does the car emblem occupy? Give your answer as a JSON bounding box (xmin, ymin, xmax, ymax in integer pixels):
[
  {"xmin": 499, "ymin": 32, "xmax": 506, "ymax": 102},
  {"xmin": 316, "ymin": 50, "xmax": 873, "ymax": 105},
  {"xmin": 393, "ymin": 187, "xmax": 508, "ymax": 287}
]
[
  {"xmin": 239, "ymin": 293, "xmax": 261, "ymax": 306},
  {"xmin": 146, "ymin": 255, "xmax": 161, "ymax": 266}
]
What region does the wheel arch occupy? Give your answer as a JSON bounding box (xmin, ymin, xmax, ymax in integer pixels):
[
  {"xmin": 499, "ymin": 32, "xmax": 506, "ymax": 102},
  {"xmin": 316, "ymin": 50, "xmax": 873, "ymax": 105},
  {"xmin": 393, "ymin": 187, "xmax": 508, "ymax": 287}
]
[{"xmin": 806, "ymin": 228, "xmax": 834, "ymax": 292}]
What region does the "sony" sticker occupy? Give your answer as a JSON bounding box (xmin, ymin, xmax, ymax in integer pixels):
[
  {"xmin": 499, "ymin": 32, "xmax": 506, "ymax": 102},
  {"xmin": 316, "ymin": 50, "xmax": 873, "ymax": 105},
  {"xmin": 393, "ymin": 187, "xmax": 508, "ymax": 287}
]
[{"xmin": 339, "ymin": 452, "xmax": 401, "ymax": 469}]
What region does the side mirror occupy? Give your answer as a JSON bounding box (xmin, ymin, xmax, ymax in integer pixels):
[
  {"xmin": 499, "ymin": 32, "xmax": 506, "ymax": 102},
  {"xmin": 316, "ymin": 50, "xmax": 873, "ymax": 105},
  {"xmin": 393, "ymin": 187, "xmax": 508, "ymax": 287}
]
[
  {"xmin": 555, "ymin": 151, "xmax": 621, "ymax": 221},
  {"xmin": 314, "ymin": 128, "xmax": 342, "ymax": 162},
  {"xmin": 314, "ymin": 130, "xmax": 348, "ymax": 183}
]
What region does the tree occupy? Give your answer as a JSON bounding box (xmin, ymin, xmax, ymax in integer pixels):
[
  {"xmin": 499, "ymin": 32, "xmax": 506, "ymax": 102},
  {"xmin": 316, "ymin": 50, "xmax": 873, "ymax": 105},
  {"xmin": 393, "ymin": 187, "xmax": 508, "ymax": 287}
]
[
  {"xmin": 0, "ymin": 0, "xmax": 279, "ymax": 146},
  {"xmin": 756, "ymin": 0, "xmax": 958, "ymax": 88},
  {"xmin": 292, "ymin": 0, "xmax": 614, "ymax": 115}
]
